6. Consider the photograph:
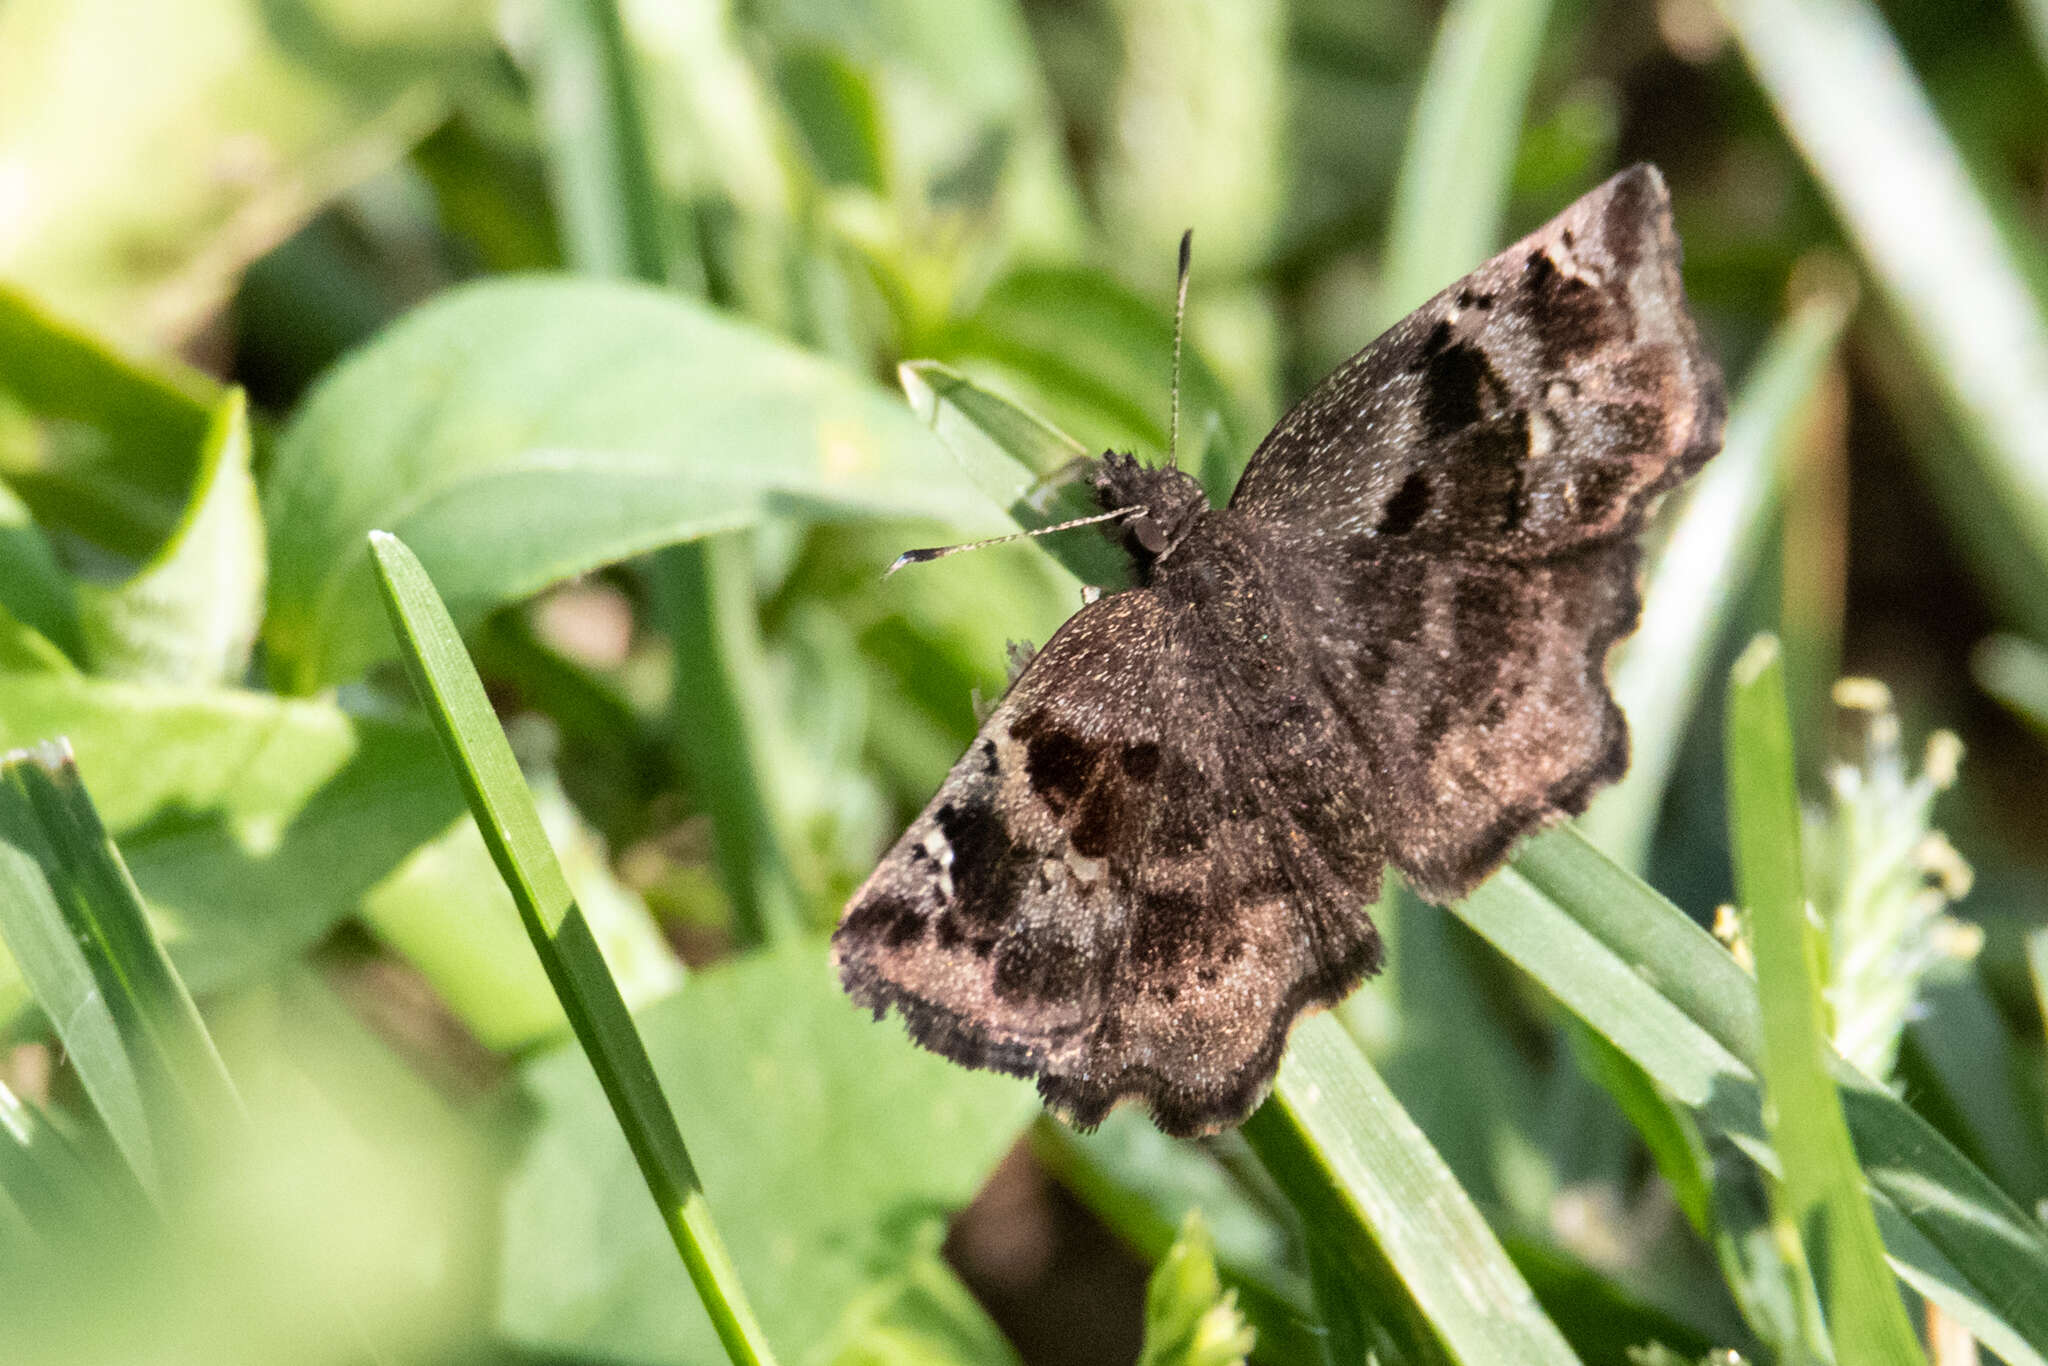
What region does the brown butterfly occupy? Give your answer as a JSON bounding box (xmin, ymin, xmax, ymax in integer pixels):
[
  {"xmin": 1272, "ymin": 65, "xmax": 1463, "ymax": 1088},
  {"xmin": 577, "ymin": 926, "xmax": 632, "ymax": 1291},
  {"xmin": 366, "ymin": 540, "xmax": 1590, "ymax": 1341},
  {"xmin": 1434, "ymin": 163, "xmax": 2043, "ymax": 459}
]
[{"xmin": 835, "ymin": 165, "xmax": 1725, "ymax": 1137}]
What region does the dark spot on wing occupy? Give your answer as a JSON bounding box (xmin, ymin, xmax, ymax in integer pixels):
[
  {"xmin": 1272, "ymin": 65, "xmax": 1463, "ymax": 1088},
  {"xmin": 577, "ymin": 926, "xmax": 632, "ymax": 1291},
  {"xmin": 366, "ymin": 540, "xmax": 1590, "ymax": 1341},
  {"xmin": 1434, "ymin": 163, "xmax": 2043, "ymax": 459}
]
[
  {"xmin": 843, "ymin": 894, "xmax": 922, "ymax": 948},
  {"xmin": 1379, "ymin": 472, "xmax": 1431, "ymax": 537},
  {"xmin": 994, "ymin": 937, "xmax": 1089, "ymax": 1003},
  {"xmin": 1070, "ymin": 780, "xmax": 1124, "ymax": 859},
  {"xmin": 1418, "ymin": 338, "xmax": 1492, "ymax": 436},
  {"xmin": 935, "ymin": 801, "xmax": 1025, "ymax": 918},
  {"xmin": 1523, "ymin": 250, "xmax": 1612, "ymax": 366},
  {"xmin": 1025, "ymin": 728, "xmax": 1096, "ymax": 815},
  {"xmin": 1130, "ymin": 888, "xmax": 1203, "ymax": 967},
  {"xmin": 1574, "ymin": 459, "xmax": 1637, "ymax": 521},
  {"xmin": 1601, "ymin": 172, "xmax": 1651, "ymax": 273},
  {"xmin": 1120, "ymin": 741, "xmax": 1162, "ymax": 781}
]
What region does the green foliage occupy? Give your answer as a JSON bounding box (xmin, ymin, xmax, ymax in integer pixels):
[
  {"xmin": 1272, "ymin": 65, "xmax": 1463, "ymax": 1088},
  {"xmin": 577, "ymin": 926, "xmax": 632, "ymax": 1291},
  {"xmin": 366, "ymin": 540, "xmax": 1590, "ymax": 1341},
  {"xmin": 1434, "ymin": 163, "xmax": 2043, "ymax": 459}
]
[
  {"xmin": 1137, "ymin": 1212, "xmax": 1256, "ymax": 1366},
  {"xmin": 2, "ymin": 0, "xmax": 2046, "ymax": 1362}
]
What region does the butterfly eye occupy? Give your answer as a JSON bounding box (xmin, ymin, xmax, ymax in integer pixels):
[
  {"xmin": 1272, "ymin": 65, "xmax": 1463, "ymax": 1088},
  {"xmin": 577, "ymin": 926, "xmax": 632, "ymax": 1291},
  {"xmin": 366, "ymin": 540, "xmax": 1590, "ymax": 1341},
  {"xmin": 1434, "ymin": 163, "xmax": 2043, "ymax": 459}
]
[{"xmin": 1131, "ymin": 514, "xmax": 1170, "ymax": 555}]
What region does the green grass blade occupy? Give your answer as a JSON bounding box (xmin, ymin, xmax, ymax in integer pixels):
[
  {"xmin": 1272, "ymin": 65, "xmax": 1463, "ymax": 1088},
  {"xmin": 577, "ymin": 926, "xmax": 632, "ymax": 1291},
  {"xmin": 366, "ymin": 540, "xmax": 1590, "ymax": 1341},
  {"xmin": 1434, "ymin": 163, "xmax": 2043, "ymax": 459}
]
[
  {"xmin": 1245, "ymin": 1020, "xmax": 1585, "ymax": 1366},
  {"xmin": 368, "ymin": 530, "xmax": 779, "ymax": 1366},
  {"xmin": 1586, "ymin": 287, "xmax": 1856, "ymax": 866},
  {"xmin": 2027, "ymin": 929, "xmax": 2048, "ymax": 1053},
  {"xmin": 897, "ymin": 359, "xmax": 1127, "ymax": 587},
  {"xmin": 1467, "ymin": 828, "xmax": 2048, "ymax": 1365},
  {"xmin": 0, "ymin": 742, "xmax": 240, "ymax": 1197},
  {"xmin": 0, "ymin": 1076, "xmax": 129, "ymax": 1241},
  {"xmin": 651, "ymin": 536, "xmax": 807, "ymax": 944},
  {"xmin": 1719, "ymin": 0, "xmax": 2048, "ymax": 639},
  {"xmin": 1972, "ymin": 632, "xmax": 2048, "ymax": 735},
  {"xmin": 1726, "ymin": 636, "xmax": 1925, "ymax": 1365},
  {"xmin": 1378, "ymin": 0, "xmax": 1555, "ymax": 327},
  {"xmin": 534, "ymin": 0, "xmax": 798, "ymax": 942},
  {"xmin": 532, "ymin": 0, "xmax": 690, "ymax": 290}
]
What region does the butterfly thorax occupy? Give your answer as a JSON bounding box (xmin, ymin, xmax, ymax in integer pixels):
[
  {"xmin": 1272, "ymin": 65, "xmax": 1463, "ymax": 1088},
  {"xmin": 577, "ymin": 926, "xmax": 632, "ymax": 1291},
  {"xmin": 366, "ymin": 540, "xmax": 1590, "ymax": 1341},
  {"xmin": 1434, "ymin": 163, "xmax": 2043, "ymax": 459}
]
[{"xmin": 1092, "ymin": 453, "xmax": 1209, "ymax": 578}]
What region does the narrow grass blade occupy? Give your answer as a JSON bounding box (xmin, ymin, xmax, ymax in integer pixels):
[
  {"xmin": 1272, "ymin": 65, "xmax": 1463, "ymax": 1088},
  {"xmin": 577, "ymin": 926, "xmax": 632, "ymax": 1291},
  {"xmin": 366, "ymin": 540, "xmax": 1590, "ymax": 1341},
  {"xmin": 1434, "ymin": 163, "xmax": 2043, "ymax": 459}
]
[
  {"xmin": 534, "ymin": 0, "xmax": 798, "ymax": 942},
  {"xmin": 368, "ymin": 530, "xmax": 778, "ymax": 1366},
  {"xmin": 1719, "ymin": 0, "xmax": 2048, "ymax": 635},
  {"xmin": 1464, "ymin": 828, "xmax": 2048, "ymax": 1365},
  {"xmin": 1587, "ymin": 287, "xmax": 1856, "ymax": 866},
  {"xmin": 1378, "ymin": 0, "xmax": 1555, "ymax": 327},
  {"xmin": 533, "ymin": 0, "xmax": 691, "ymax": 290},
  {"xmin": 1245, "ymin": 1019, "xmax": 1585, "ymax": 1366},
  {"xmin": 898, "ymin": 359, "xmax": 1128, "ymax": 588},
  {"xmin": 652, "ymin": 536, "xmax": 807, "ymax": 944},
  {"xmin": 0, "ymin": 1077, "xmax": 128, "ymax": 1241},
  {"xmin": 1971, "ymin": 633, "xmax": 2048, "ymax": 736},
  {"xmin": 1727, "ymin": 636, "xmax": 1925, "ymax": 1364},
  {"xmin": 0, "ymin": 742, "xmax": 240, "ymax": 1197},
  {"xmin": 2028, "ymin": 929, "xmax": 2048, "ymax": 1052}
]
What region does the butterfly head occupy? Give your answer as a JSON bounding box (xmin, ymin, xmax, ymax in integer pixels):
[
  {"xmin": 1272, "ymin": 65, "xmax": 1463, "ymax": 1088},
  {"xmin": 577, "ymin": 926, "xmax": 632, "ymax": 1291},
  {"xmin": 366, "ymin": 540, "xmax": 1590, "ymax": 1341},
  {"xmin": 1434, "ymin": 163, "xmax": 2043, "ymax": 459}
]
[{"xmin": 1094, "ymin": 452, "xmax": 1207, "ymax": 571}]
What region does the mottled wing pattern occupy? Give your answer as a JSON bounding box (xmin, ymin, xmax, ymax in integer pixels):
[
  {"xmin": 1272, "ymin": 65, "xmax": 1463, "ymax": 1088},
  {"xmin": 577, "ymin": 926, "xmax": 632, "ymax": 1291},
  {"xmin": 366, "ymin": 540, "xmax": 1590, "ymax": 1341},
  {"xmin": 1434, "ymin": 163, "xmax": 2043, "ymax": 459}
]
[
  {"xmin": 1230, "ymin": 164, "xmax": 1723, "ymax": 561},
  {"xmin": 834, "ymin": 556, "xmax": 1383, "ymax": 1136},
  {"xmin": 1293, "ymin": 540, "xmax": 1641, "ymax": 900},
  {"xmin": 1223, "ymin": 163, "xmax": 1724, "ymax": 898},
  {"xmin": 838, "ymin": 163, "xmax": 1725, "ymax": 1134}
]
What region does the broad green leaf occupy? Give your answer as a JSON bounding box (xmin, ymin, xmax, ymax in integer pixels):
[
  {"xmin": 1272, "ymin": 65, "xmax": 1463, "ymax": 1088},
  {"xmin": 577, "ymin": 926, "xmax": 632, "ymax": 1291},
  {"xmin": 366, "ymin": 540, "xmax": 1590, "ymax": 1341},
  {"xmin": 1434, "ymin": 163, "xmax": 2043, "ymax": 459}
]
[
  {"xmin": 1726, "ymin": 637, "xmax": 1924, "ymax": 1365},
  {"xmin": 498, "ymin": 938, "xmax": 1037, "ymax": 1364},
  {"xmin": 0, "ymin": 744, "xmax": 239, "ymax": 1198},
  {"xmin": 1468, "ymin": 829, "xmax": 2048, "ymax": 1366},
  {"xmin": 1719, "ymin": 0, "xmax": 2048, "ymax": 642},
  {"xmin": 0, "ymin": 284, "xmax": 215, "ymax": 560},
  {"xmin": 372, "ymin": 529, "xmax": 776, "ymax": 1366},
  {"xmin": 264, "ymin": 276, "xmax": 990, "ymax": 691},
  {"xmin": 0, "ymin": 673, "xmax": 464, "ymax": 1015},
  {"xmin": 78, "ymin": 389, "xmax": 265, "ymax": 685},
  {"xmin": 0, "ymin": 0, "xmax": 492, "ymax": 346},
  {"xmin": 815, "ymin": 1226, "xmax": 1022, "ymax": 1366}
]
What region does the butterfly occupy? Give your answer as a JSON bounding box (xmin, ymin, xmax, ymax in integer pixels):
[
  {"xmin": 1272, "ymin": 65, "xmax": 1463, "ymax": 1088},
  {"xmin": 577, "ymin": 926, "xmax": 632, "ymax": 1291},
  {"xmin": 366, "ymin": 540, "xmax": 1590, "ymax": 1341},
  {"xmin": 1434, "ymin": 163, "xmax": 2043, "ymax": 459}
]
[{"xmin": 834, "ymin": 165, "xmax": 1726, "ymax": 1137}]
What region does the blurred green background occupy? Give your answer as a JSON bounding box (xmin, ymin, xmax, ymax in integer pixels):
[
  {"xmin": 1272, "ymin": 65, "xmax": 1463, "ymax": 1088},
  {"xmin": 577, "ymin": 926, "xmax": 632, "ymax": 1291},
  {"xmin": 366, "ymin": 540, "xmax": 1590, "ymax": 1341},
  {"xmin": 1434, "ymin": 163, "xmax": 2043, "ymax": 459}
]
[{"xmin": 2, "ymin": 0, "xmax": 2046, "ymax": 1363}]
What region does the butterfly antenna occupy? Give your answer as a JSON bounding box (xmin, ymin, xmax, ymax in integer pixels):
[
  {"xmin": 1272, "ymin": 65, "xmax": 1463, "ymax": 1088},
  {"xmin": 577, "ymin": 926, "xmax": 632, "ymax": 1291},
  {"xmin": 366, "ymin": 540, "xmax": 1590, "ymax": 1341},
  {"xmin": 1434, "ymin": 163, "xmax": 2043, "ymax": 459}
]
[
  {"xmin": 1168, "ymin": 228, "xmax": 1192, "ymax": 470},
  {"xmin": 885, "ymin": 506, "xmax": 1143, "ymax": 577}
]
